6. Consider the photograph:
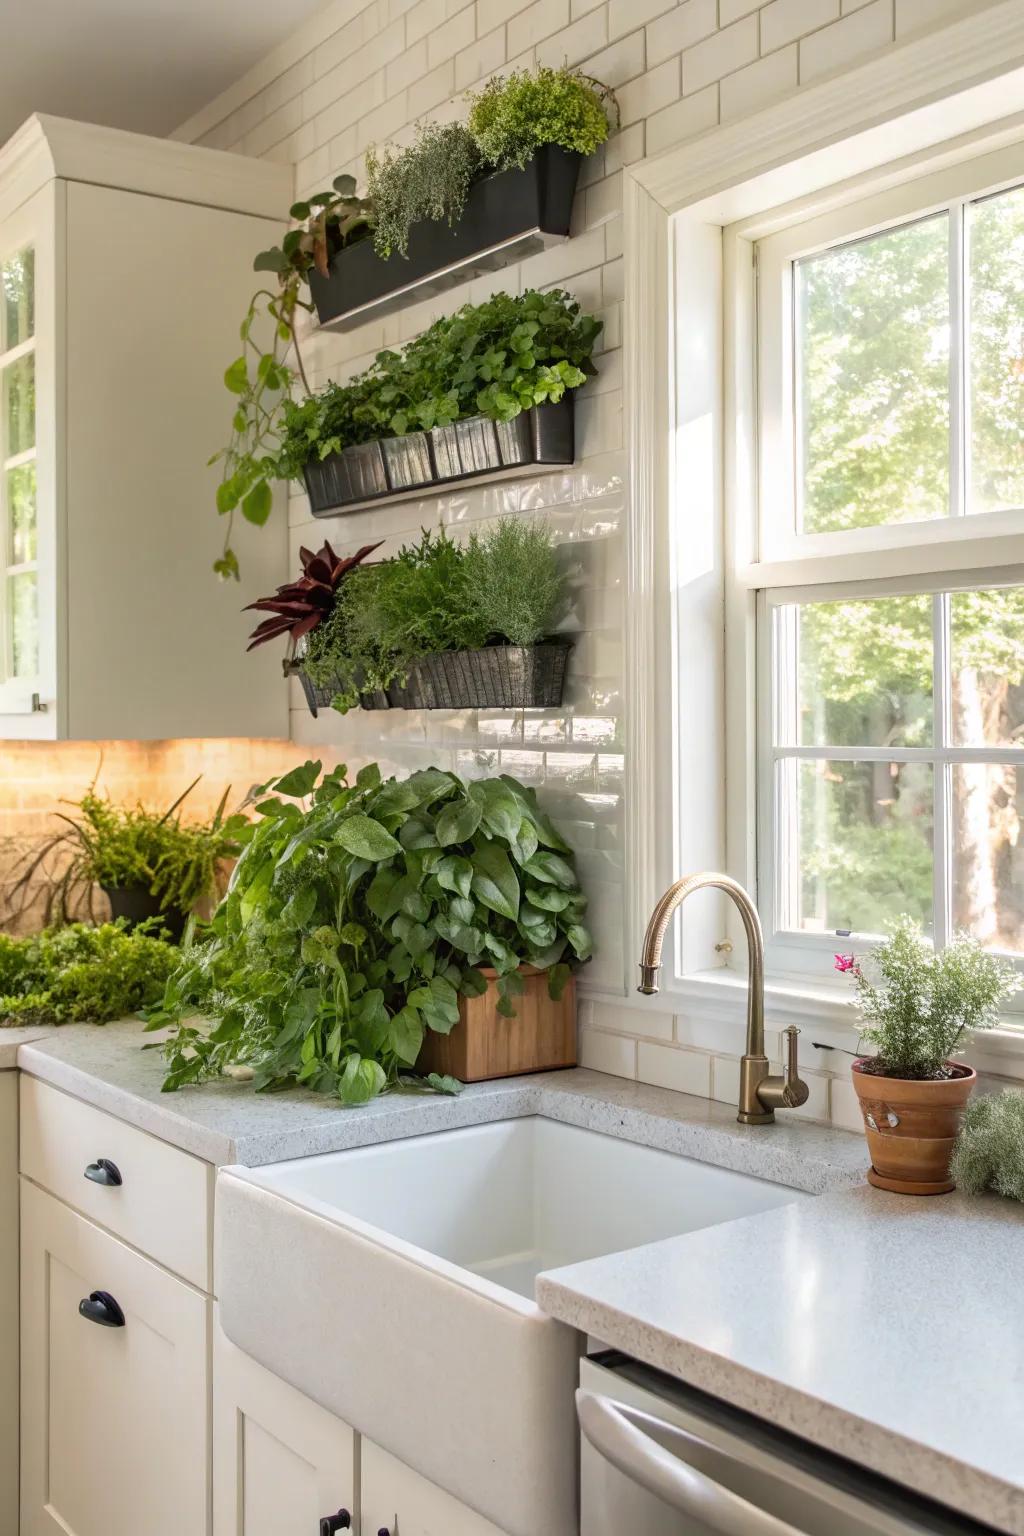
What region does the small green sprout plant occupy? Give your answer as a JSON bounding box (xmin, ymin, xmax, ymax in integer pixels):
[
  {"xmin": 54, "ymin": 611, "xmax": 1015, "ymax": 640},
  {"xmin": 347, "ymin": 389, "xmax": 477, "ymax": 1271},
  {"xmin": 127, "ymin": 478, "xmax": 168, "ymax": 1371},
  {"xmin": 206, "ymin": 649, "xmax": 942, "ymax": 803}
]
[{"xmin": 835, "ymin": 917, "xmax": 1018, "ymax": 1079}]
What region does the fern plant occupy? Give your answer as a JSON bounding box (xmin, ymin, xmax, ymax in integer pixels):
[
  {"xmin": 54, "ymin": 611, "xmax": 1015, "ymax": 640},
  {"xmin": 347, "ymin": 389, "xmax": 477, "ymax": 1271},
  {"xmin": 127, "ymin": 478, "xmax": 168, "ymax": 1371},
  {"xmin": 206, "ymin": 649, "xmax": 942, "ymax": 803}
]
[{"xmin": 464, "ymin": 520, "xmax": 565, "ymax": 645}]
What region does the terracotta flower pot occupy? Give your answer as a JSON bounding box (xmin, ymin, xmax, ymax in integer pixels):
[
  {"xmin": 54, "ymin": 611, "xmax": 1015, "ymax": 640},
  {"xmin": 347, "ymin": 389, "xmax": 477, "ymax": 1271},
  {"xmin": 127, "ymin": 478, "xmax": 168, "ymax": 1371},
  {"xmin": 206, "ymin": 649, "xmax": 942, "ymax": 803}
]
[{"xmin": 851, "ymin": 1058, "xmax": 977, "ymax": 1195}]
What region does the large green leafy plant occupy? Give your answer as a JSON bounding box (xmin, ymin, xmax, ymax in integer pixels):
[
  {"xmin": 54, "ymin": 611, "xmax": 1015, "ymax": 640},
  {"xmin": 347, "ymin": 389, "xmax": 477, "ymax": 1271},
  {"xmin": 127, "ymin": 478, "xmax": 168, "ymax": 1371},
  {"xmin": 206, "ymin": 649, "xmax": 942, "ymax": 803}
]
[
  {"xmin": 836, "ymin": 917, "xmax": 1017, "ymax": 1078},
  {"xmin": 0, "ymin": 922, "xmax": 179, "ymax": 1025},
  {"xmin": 147, "ymin": 762, "xmax": 591, "ymax": 1104},
  {"xmin": 277, "ymin": 289, "xmax": 601, "ymax": 475}
]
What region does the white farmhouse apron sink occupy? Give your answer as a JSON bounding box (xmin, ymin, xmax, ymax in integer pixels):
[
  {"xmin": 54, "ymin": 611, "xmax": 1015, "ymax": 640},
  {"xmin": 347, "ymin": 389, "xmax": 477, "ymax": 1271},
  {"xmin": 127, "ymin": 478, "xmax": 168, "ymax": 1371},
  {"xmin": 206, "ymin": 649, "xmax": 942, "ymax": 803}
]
[{"xmin": 216, "ymin": 1117, "xmax": 804, "ymax": 1536}]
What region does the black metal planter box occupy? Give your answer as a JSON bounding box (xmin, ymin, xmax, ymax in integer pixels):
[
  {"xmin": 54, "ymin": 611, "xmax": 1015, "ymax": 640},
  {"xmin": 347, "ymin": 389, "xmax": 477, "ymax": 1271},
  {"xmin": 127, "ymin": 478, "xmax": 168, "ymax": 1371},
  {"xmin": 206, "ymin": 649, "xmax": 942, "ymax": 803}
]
[
  {"xmin": 303, "ymin": 397, "xmax": 575, "ymax": 517},
  {"xmin": 287, "ymin": 641, "xmax": 571, "ymax": 717},
  {"xmin": 308, "ymin": 146, "xmax": 582, "ymax": 331}
]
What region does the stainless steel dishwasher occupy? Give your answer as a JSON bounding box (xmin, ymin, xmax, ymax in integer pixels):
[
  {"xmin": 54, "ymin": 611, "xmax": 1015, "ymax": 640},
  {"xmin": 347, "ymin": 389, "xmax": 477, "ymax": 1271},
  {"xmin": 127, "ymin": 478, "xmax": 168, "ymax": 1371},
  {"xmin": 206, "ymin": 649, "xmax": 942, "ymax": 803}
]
[{"xmin": 579, "ymin": 1355, "xmax": 999, "ymax": 1536}]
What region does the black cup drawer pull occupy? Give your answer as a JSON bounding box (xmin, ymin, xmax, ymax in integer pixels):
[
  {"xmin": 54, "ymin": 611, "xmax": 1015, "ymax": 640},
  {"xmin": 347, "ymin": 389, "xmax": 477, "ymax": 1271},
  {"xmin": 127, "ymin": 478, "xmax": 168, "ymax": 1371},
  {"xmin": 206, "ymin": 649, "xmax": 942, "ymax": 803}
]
[
  {"xmin": 84, "ymin": 1158, "xmax": 122, "ymax": 1187},
  {"xmin": 78, "ymin": 1291, "xmax": 125, "ymax": 1328},
  {"xmin": 319, "ymin": 1512, "xmax": 351, "ymax": 1535}
]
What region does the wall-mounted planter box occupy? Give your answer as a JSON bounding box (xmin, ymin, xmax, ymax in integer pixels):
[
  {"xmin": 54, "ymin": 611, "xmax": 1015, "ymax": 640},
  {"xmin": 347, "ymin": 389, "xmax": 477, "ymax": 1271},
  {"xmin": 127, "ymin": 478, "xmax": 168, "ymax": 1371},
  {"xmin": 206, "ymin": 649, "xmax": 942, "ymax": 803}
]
[
  {"xmin": 303, "ymin": 397, "xmax": 574, "ymax": 517},
  {"xmin": 286, "ymin": 640, "xmax": 571, "ymax": 718},
  {"xmin": 308, "ymin": 146, "xmax": 582, "ymax": 331}
]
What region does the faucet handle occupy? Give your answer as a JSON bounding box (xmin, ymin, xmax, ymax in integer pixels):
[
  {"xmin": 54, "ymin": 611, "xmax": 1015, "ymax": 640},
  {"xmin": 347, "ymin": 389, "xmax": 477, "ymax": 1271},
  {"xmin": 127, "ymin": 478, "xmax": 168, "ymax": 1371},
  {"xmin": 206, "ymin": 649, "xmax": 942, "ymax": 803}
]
[{"xmin": 780, "ymin": 1026, "xmax": 810, "ymax": 1109}]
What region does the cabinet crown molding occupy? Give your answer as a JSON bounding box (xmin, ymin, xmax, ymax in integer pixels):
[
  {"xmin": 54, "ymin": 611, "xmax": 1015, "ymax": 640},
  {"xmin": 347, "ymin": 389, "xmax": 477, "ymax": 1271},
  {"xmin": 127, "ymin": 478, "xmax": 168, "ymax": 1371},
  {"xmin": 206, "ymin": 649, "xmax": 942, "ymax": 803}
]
[{"xmin": 0, "ymin": 113, "xmax": 291, "ymax": 226}]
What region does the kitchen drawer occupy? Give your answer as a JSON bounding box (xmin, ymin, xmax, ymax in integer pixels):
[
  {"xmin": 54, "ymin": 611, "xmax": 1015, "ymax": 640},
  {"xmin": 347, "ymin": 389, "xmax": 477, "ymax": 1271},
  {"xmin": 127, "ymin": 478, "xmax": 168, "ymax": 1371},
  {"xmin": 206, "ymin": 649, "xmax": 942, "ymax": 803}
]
[
  {"xmin": 20, "ymin": 1075, "xmax": 212, "ymax": 1290},
  {"xmin": 20, "ymin": 1179, "xmax": 210, "ymax": 1536}
]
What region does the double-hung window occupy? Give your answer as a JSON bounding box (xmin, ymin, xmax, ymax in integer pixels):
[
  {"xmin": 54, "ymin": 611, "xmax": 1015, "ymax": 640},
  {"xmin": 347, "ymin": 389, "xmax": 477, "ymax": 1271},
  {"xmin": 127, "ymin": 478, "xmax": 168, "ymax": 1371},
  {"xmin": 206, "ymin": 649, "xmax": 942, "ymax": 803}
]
[{"xmin": 752, "ymin": 141, "xmax": 1024, "ymax": 985}]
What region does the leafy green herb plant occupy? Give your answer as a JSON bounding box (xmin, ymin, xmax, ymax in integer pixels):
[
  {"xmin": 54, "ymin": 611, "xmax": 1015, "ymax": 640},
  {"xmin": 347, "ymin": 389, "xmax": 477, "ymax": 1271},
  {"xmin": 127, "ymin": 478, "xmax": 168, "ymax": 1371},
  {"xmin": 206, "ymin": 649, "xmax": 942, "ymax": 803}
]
[
  {"xmin": 835, "ymin": 917, "xmax": 1018, "ymax": 1078},
  {"xmin": 8, "ymin": 779, "xmax": 247, "ymax": 928},
  {"xmin": 146, "ymin": 761, "xmax": 591, "ymax": 1105},
  {"xmin": 0, "ymin": 922, "xmax": 179, "ymax": 1025},
  {"xmin": 467, "ymin": 66, "xmax": 618, "ymax": 171},
  {"xmin": 366, "ymin": 123, "xmax": 481, "ymax": 260},
  {"xmin": 950, "ymin": 1089, "xmax": 1024, "ymax": 1201},
  {"xmin": 463, "ymin": 519, "xmax": 564, "ymax": 646}
]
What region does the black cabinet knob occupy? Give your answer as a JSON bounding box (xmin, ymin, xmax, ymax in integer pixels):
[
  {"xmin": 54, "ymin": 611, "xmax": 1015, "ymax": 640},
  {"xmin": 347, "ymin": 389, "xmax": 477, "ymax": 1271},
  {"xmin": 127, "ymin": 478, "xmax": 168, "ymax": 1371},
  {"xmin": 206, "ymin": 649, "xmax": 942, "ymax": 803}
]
[
  {"xmin": 79, "ymin": 1290, "xmax": 126, "ymax": 1328},
  {"xmin": 85, "ymin": 1158, "xmax": 122, "ymax": 1187},
  {"xmin": 319, "ymin": 1512, "xmax": 351, "ymax": 1535}
]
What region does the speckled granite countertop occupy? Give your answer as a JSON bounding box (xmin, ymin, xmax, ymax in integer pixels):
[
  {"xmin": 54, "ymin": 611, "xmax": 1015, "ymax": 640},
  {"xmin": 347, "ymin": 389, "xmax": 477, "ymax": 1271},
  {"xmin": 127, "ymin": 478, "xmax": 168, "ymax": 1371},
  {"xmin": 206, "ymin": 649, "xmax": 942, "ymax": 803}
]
[
  {"xmin": 0, "ymin": 1026, "xmax": 53, "ymax": 1069},
  {"xmin": 15, "ymin": 1020, "xmax": 870, "ymax": 1186},
  {"xmin": 539, "ymin": 1185, "xmax": 1024, "ymax": 1534}
]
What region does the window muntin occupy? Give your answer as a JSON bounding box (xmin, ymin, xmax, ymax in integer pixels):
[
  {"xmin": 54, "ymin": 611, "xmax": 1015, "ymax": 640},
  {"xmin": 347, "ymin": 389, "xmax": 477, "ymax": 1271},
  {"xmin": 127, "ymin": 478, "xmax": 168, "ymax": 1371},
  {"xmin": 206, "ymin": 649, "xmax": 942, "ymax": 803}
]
[
  {"xmin": 0, "ymin": 246, "xmax": 37, "ymax": 684},
  {"xmin": 768, "ymin": 581, "xmax": 1024, "ymax": 959}
]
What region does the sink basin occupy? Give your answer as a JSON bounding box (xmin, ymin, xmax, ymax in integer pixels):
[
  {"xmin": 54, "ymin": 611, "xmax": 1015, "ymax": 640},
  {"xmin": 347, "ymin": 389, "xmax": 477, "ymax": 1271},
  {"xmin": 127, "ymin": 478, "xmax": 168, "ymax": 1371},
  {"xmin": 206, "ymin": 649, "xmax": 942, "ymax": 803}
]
[{"xmin": 216, "ymin": 1117, "xmax": 805, "ymax": 1536}]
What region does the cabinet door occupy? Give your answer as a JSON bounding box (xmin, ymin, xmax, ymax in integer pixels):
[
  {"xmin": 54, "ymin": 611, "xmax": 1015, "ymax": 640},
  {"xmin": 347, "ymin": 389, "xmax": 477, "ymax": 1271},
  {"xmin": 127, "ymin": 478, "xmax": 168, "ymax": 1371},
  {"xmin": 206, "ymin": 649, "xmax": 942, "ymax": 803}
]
[
  {"xmin": 20, "ymin": 1179, "xmax": 209, "ymax": 1536},
  {"xmin": 0, "ymin": 182, "xmax": 58, "ymax": 737},
  {"xmin": 360, "ymin": 1439, "xmax": 507, "ymax": 1536},
  {"xmin": 214, "ymin": 1323, "xmax": 356, "ymax": 1536},
  {"xmin": 0, "ymin": 1073, "xmax": 17, "ymax": 1536}
]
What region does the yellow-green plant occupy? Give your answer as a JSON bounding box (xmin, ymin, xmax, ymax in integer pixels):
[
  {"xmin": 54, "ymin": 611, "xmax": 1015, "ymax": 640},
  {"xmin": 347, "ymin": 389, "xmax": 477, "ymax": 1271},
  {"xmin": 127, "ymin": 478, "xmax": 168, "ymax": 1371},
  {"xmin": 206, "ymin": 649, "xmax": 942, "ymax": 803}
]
[{"xmin": 467, "ymin": 65, "xmax": 618, "ymax": 171}]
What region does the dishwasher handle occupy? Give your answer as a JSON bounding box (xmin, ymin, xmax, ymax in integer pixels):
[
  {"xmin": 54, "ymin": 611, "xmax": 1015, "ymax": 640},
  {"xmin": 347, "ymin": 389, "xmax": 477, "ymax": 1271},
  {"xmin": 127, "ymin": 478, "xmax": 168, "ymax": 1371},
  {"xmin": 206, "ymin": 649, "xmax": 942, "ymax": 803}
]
[{"xmin": 577, "ymin": 1389, "xmax": 813, "ymax": 1536}]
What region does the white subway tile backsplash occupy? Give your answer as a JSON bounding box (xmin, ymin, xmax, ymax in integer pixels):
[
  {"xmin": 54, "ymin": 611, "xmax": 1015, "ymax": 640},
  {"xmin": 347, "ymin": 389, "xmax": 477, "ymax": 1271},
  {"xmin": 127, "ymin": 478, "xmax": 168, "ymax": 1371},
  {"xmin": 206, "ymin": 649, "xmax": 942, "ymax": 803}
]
[
  {"xmin": 454, "ymin": 25, "xmax": 507, "ymax": 89},
  {"xmin": 799, "ymin": 0, "xmax": 893, "ymax": 81},
  {"xmin": 508, "ymin": 0, "xmax": 571, "ymax": 54},
  {"xmin": 580, "ymin": 1028, "xmax": 638, "ymax": 1078},
  {"xmin": 593, "ymin": 999, "xmax": 674, "ymax": 1040},
  {"xmin": 718, "ymin": 0, "xmax": 762, "ymax": 21},
  {"xmin": 637, "ymin": 1042, "xmax": 712, "ymax": 1096},
  {"xmin": 720, "ymin": 42, "xmax": 797, "ymax": 118},
  {"xmin": 761, "ymin": 0, "xmax": 839, "ymax": 54},
  {"xmin": 645, "ymin": 82, "xmax": 717, "ymax": 154},
  {"xmin": 608, "ymin": 0, "xmax": 673, "ymax": 41},
  {"xmin": 682, "ymin": 14, "xmax": 758, "ymax": 93},
  {"xmin": 428, "ymin": 8, "xmax": 477, "ymax": 69},
  {"xmin": 582, "ymin": 30, "xmax": 647, "ymax": 87},
  {"xmin": 618, "ymin": 58, "xmax": 681, "ymax": 124},
  {"xmin": 536, "ymin": 8, "xmax": 610, "ymax": 67},
  {"xmin": 646, "ymin": 0, "xmax": 717, "ymax": 66},
  {"xmin": 830, "ymin": 1075, "xmax": 867, "ymax": 1135}
]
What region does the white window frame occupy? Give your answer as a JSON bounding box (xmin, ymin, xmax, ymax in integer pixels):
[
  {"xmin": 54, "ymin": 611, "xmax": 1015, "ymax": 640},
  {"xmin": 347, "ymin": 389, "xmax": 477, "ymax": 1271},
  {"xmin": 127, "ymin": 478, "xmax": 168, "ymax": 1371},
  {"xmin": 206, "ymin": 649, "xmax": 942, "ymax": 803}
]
[
  {"xmin": 750, "ymin": 145, "xmax": 1024, "ymax": 992},
  {"xmin": 613, "ymin": 0, "xmax": 1024, "ymax": 1070}
]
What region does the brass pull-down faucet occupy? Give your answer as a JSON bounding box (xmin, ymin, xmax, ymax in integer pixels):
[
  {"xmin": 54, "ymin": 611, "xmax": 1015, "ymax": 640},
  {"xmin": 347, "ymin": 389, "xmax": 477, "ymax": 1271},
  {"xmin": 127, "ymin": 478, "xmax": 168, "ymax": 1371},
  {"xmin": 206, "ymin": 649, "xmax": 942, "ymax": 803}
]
[{"xmin": 637, "ymin": 872, "xmax": 808, "ymax": 1125}]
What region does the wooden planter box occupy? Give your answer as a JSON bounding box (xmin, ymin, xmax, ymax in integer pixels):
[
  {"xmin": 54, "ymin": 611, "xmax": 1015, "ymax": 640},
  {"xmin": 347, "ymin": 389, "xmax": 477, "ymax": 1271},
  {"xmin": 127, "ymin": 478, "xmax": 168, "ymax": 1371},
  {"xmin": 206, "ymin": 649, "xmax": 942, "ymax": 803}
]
[{"xmin": 417, "ymin": 965, "xmax": 576, "ymax": 1083}]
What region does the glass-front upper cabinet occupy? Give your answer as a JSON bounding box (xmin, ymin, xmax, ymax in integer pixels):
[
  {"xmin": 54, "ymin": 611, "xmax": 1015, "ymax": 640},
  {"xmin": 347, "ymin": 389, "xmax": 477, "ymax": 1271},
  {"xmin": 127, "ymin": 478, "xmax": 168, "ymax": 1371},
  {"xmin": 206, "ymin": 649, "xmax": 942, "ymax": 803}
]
[{"xmin": 0, "ymin": 180, "xmax": 54, "ymax": 733}]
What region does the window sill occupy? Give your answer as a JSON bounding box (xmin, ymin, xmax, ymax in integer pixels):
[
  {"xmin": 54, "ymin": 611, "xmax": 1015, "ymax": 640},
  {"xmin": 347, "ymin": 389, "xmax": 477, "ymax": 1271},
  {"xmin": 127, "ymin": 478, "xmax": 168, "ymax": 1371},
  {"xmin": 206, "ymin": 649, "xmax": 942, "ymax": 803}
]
[{"xmin": 582, "ymin": 968, "xmax": 1024, "ymax": 1073}]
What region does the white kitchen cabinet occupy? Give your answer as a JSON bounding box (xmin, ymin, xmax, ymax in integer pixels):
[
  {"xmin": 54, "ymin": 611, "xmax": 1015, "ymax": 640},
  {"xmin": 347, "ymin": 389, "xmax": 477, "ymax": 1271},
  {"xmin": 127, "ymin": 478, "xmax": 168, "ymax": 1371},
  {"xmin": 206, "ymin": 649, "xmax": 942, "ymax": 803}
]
[
  {"xmin": 0, "ymin": 114, "xmax": 291, "ymax": 739},
  {"xmin": 214, "ymin": 1324, "xmax": 358, "ymax": 1536},
  {"xmin": 20, "ymin": 1178, "xmax": 210, "ymax": 1536},
  {"xmin": 0, "ymin": 1072, "xmax": 17, "ymax": 1536},
  {"xmin": 361, "ymin": 1438, "xmax": 508, "ymax": 1536}
]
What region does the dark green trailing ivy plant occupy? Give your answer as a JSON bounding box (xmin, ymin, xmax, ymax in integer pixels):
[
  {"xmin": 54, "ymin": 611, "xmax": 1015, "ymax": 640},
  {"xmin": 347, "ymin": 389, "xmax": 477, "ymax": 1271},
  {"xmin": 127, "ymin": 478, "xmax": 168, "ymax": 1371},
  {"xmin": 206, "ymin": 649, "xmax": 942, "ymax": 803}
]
[{"xmin": 146, "ymin": 762, "xmax": 592, "ymax": 1106}]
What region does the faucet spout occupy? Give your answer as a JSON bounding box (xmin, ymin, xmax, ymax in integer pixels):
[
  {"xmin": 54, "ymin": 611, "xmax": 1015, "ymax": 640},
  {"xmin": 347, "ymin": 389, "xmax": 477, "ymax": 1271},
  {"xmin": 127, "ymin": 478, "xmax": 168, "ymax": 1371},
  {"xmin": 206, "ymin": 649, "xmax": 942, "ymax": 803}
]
[{"xmin": 636, "ymin": 872, "xmax": 806, "ymax": 1126}]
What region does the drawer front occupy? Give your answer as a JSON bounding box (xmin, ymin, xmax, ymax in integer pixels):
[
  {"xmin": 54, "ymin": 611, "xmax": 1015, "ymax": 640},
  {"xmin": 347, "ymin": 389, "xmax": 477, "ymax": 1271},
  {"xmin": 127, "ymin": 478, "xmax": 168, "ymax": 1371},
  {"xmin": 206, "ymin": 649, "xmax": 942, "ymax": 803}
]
[
  {"xmin": 20, "ymin": 1075, "xmax": 211, "ymax": 1289},
  {"xmin": 20, "ymin": 1180, "xmax": 210, "ymax": 1536}
]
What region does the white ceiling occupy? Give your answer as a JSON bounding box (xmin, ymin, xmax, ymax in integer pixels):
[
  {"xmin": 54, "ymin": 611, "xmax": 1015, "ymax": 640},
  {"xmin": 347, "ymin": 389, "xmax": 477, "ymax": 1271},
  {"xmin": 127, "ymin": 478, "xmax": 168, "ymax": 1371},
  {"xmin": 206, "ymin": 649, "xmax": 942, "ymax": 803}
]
[{"xmin": 0, "ymin": 0, "xmax": 328, "ymax": 149}]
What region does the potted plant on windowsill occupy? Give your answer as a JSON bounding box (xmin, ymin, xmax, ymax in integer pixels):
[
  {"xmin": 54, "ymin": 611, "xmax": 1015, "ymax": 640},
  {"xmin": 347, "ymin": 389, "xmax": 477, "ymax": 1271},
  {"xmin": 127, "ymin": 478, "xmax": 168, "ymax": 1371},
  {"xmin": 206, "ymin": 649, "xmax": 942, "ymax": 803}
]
[
  {"xmin": 836, "ymin": 917, "xmax": 1018, "ymax": 1194},
  {"xmin": 146, "ymin": 761, "xmax": 592, "ymax": 1103}
]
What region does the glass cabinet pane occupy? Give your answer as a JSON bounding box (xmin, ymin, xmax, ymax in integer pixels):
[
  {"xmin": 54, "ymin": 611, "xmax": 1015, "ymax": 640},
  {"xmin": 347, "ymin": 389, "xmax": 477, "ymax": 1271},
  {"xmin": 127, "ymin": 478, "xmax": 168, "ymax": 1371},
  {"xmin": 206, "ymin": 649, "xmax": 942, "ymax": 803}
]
[
  {"xmin": 9, "ymin": 570, "xmax": 38, "ymax": 677},
  {"xmin": 2, "ymin": 248, "xmax": 34, "ymax": 351},
  {"xmin": 7, "ymin": 463, "xmax": 36, "ymax": 562},
  {"xmin": 3, "ymin": 353, "xmax": 35, "ymax": 457}
]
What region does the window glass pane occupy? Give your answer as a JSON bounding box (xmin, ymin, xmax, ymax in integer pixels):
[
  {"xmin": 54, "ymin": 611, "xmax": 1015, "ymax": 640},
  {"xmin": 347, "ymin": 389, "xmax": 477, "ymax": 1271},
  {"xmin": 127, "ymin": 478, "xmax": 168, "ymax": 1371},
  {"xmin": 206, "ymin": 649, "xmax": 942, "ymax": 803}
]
[
  {"xmin": 9, "ymin": 570, "xmax": 37, "ymax": 677},
  {"xmin": 795, "ymin": 214, "xmax": 950, "ymax": 534},
  {"xmin": 949, "ymin": 586, "xmax": 1024, "ymax": 747},
  {"xmin": 792, "ymin": 594, "xmax": 933, "ymax": 748},
  {"xmin": 3, "ymin": 354, "xmax": 34, "ymax": 457},
  {"xmin": 7, "ymin": 462, "xmax": 36, "ymax": 563},
  {"xmin": 790, "ymin": 758, "xmax": 933, "ymax": 934},
  {"xmin": 952, "ymin": 765, "xmax": 1024, "ymax": 952},
  {"xmin": 2, "ymin": 248, "xmax": 33, "ymax": 351},
  {"xmin": 968, "ymin": 185, "xmax": 1024, "ymax": 515}
]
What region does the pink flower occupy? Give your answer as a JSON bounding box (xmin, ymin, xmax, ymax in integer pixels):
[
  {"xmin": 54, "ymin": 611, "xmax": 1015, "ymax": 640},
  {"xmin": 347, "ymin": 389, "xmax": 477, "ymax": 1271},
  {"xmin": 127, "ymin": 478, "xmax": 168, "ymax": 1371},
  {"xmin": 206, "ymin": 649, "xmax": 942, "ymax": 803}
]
[{"xmin": 834, "ymin": 953, "xmax": 857, "ymax": 973}]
